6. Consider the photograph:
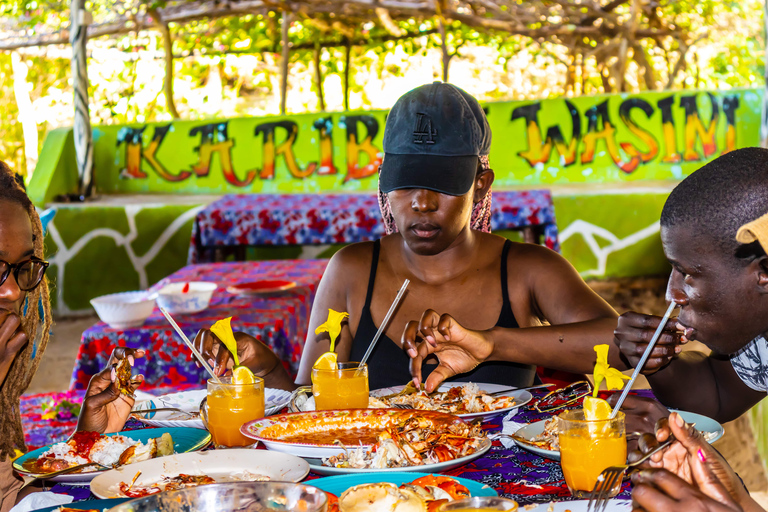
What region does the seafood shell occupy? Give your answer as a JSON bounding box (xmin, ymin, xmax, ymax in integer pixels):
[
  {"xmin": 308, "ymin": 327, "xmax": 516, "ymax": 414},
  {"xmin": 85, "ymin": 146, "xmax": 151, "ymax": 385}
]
[{"xmin": 339, "ymin": 482, "xmax": 427, "ymax": 512}]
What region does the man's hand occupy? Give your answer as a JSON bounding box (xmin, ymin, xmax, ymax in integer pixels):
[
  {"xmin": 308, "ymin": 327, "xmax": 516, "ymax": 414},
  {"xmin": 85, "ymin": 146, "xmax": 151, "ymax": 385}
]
[
  {"xmin": 631, "ymin": 469, "xmax": 743, "ymax": 512},
  {"xmin": 402, "ymin": 309, "xmax": 494, "ymax": 393},
  {"xmin": 192, "ymin": 329, "xmax": 280, "ymax": 378},
  {"xmin": 630, "ymin": 412, "xmax": 751, "ymax": 507},
  {"xmin": 608, "ymin": 394, "xmax": 670, "ymax": 436},
  {"xmin": 77, "ymin": 348, "xmax": 145, "ymax": 434},
  {"xmin": 0, "ymin": 311, "xmax": 28, "ymax": 386},
  {"xmin": 614, "ymin": 311, "xmax": 682, "ymax": 375}
]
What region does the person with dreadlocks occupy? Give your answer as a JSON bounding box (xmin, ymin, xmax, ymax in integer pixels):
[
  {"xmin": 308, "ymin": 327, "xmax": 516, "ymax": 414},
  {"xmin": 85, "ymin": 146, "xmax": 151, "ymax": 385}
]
[
  {"xmin": 192, "ymin": 82, "xmax": 621, "ymax": 391},
  {"xmin": 0, "ymin": 161, "xmax": 144, "ymax": 511}
]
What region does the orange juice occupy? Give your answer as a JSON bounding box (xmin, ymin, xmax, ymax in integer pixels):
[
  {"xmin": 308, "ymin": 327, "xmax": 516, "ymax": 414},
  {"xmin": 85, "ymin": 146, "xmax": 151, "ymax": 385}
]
[
  {"xmin": 312, "ymin": 362, "xmax": 369, "ymax": 410},
  {"xmin": 557, "ymin": 410, "xmax": 626, "ymax": 497},
  {"xmin": 205, "ymin": 377, "xmax": 265, "ymax": 448}
]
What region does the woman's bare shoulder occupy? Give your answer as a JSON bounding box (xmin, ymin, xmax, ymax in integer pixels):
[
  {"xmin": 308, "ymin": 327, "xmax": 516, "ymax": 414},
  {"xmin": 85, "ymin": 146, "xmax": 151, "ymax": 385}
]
[{"xmin": 323, "ymin": 241, "xmax": 377, "ymax": 280}]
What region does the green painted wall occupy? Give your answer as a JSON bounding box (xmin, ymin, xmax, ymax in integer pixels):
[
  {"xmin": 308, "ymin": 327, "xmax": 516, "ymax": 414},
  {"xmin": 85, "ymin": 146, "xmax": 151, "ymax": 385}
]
[{"xmin": 31, "ymin": 87, "xmax": 760, "ymax": 314}]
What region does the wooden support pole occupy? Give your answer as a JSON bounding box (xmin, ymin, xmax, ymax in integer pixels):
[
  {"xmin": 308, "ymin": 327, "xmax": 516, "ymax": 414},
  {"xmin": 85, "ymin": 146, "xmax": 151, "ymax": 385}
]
[
  {"xmin": 279, "ymin": 10, "xmax": 290, "ymax": 115},
  {"xmin": 150, "ymin": 8, "xmax": 180, "ymax": 119},
  {"xmin": 314, "ymin": 42, "xmax": 326, "ymax": 111},
  {"xmin": 435, "ymin": 0, "xmax": 449, "ymax": 82},
  {"xmin": 762, "ymin": 0, "xmax": 768, "ymax": 147},
  {"xmin": 69, "ymin": 0, "xmax": 93, "ymax": 197},
  {"xmin": 344, "ymin": 39, "xmax": 351, "ymax": 112},
  {"xmin": 616, "ymin": 0, "xmax": 640, "ymax": 93}
]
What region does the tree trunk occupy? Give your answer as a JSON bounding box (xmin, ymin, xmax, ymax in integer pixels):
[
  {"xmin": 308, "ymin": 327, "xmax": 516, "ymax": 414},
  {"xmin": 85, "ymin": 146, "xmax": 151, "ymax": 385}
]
[
  {"xmin": 344, "ymin": 40, "xmax": 351, "ymax": 111},
  {"xmin": 761, "ymin": 0, "xmax": 768, "ymax": 147},
  {"xmin": 616, "ymin": 0, "xmax": 640, "ymax": 92},
  {"xmin": 11, "ymin": 52, "xmax": 38, "ymax": 177},
  {"xmin": 435, "ymin": 0, "xmax": 449, "ymax": 82},
  {"xmin": 314, "ymin": 43, "xmax": 326, "ymax": 111},
  {"xmin": 280, "ymin": 10, "xmax": 291, "ymax": 115},
  {"xmin": 150, "ymin": 9, "xmax": 180, "ymax": 119}
]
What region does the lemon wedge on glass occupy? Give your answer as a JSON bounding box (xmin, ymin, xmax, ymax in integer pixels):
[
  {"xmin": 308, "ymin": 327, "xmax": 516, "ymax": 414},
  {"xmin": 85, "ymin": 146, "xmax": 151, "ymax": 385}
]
[
  {"xmin": 232, "ymin": 365, "xmax": 256, "ymax": 385},
  {"xmin": 583, "ymin": 396, "xmax": 612, "ymax": 421},
  {"xmin": 313, "ymin": 351, "xmax": 338, "ymax": 371}
]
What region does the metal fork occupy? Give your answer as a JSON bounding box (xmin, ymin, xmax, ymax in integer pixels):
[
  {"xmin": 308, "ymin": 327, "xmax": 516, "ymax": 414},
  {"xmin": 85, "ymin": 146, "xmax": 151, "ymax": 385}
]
[
  {"xmin": 27, "ymin": 460, "xmax": 111, "ymax": 479},
  {"xmin": 586, "ymin": 436, "xmax": 675, "ymax": 512}
]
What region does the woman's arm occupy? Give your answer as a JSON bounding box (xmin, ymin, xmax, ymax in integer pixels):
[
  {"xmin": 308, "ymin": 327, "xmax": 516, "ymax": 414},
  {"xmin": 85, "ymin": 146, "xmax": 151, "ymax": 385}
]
[{"xmin": 404, "ymin": 243, "xmax": 622, "ymax": 391}]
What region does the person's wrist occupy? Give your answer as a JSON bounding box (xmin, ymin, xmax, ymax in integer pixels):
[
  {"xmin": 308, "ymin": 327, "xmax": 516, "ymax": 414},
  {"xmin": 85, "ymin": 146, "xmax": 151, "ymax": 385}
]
[{"xmin": 485, "ymin": 327, "xmax": 500, "ymax": 361}]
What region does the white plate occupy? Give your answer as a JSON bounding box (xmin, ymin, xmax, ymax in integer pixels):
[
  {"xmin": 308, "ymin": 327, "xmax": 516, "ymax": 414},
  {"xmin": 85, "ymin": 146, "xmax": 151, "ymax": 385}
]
[
  {"xmin": 133, "ymin": 388, "xmax": 292, "ymax": 428},
  {"xmin": 526, "ymin": 500, "xmax": 632, "ymax": 511},
  {"xmin": 305, "ymin": 438, "xmax": 493, "ymax": 476},
  {"xmin": 293, "ymin": 383, "xmax": 532, "ymax": 422},
  {"xmin": 512, "ymin": 409, "xmax": 725, "ymax": 461},
  {"xmin": 89, "ymin": 449, "xmax": 309, "ymax": 499}
]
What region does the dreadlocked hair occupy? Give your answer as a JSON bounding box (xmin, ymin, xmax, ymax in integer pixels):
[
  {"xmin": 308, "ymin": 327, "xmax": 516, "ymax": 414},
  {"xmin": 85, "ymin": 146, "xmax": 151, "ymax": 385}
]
[
  {"xmin": 0, "ymin": 161, "xmax": 52, "ymax": 461},
  {"xmin": 378, "ymin": 156, "xmax": 493, "ymax": 235}
]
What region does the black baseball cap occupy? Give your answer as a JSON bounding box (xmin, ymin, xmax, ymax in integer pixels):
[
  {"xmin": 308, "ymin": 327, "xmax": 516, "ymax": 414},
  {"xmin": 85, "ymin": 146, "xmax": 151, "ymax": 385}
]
[{"xmin": 380, "ymin": 82, "xmax": 491, "ymax": 196}]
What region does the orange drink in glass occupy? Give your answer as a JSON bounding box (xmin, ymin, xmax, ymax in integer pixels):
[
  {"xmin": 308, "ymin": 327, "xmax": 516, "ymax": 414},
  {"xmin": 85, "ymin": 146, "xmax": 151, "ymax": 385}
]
[
  {"xmin": 557, "ymin": 409, "xmax": 626, "ymax": 497},
  {"xmin": 311, "ymin": 362, "xmax": 369, "ymax": 410},
  {"xmin": 204, "ymin": 376, "xmax": 265, "ymax": 448}
]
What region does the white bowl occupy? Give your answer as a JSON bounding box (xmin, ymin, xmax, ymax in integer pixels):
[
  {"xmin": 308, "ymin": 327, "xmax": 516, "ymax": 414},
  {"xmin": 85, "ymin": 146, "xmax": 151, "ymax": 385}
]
[
  {"xmin": 90, "ymin": 291, "xmax": 156, "ymax": 329},
  {"xmin": 156, "ymin": 281, "xmax": 217, "ymax": 314}
]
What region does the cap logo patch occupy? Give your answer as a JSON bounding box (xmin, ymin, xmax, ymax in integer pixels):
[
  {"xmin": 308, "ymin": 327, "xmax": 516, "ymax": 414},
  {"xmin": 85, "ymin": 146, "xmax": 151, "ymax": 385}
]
[{"xmin": 413, "ymin": 113, "xmax": 437, "ymax": 144}]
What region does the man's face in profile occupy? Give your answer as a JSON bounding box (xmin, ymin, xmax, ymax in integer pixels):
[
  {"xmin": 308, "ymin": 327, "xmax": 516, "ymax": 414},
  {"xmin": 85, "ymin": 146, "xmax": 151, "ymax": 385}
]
[{"xmin": 661, "ymin": 224, "xmax": 766, "ymax": 356}]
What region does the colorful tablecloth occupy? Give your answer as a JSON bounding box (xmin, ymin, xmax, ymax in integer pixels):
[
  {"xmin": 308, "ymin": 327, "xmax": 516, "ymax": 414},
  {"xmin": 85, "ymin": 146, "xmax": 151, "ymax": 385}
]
[
  {"xmin": 70, "ymin": 260, "xmax": 328, "ymax": 390},
  {"xmin": 20, "ymin": 388, "xmax": 646, "ymax": 506},
  {"xmin": 189, "ymin": 191, "xmax": 560, "ymax": 264}
]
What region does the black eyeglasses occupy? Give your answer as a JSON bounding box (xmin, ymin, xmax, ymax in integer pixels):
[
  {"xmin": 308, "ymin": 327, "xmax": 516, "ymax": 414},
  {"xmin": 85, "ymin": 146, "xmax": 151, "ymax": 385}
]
[{"xmin": 0, "ymin": 258, "xmax": 49, "ymax": 291}]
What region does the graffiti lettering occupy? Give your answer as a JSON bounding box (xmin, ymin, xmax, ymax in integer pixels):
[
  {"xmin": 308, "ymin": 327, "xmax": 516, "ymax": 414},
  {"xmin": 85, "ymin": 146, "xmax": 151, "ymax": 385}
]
[
  {"xmin": 313, "ymin": 118, "xmax": 337, "ymax": 175},
  {"xmin": 618, "ymin": 99, "xmax": 659, "ymax": 165},
  {"xmin": 253, "ymin": 121, "xmax": 318, "ymax": 180},
  {"xmin": 680, "ymin": 93, "xmax": 719, "ymax": 161},
  {"xmin": 722, "ymin": 95, "xmax": 740, "ymax": 154},
  {"xmin": 117, "ymin": 124, "xmax": 185, "ymax": 181},
  {"xmin": 657, "ymin": 96, "xmax": 681, "ymax": 163},
  {"xmin": 512, "ymin": 101, "xmax": 580, "ymax": 167},
  {"xmin": 582, "ymin": 100, "xmax": 640, "ymax": 173},
  {"xmin": 343, "ymin": 115, "xmax": 382, "ymax": 182},
  {"xmin": 189, "ymin": 122, "xmax": 255, "ymax": 186}
]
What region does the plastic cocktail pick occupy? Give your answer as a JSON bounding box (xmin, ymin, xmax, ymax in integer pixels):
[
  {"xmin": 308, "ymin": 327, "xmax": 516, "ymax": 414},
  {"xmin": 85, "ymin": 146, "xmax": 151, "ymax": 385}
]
[
  {"xmin": 592, "ymin": 344, "xmax": 630, "ymax": 398},
  {"xmin": 315, "ymin": 309, "xmax": 349, "ymax": 352},
  {"xmin": 210, "ymin": 317, "xmax": 240, "ymax": 367}
]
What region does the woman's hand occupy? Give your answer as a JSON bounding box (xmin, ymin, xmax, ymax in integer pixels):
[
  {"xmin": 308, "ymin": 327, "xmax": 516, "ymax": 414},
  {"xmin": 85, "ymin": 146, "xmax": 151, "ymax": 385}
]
[
  {"xmin": 402, "ymin": 309, "xmax": 494, "ymax": 393},
  {"xmin": 192, "ymin": 329, "xmax": 281, "ymax": 378},
  {"xmin": 630, "ymin": 412, "xmax": 751, "ymax": 507},
  {"xmin": 631, "ymin": 469, "xmax": 744, "ymax": 512},
  {"xmin": 0, "ymin": 311, "xmax": 27, "ymax": 386},
  {"xmin": 77, "ymin": 348, "xmax": 145, "ymax": 434},
  {"xmin": 613, "ymin": 312, "xmax": 682, "ymax": 375}
]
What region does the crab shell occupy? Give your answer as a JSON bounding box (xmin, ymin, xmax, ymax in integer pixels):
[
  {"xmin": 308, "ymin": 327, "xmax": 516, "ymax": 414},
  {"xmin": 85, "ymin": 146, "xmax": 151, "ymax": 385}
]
[{"xmin": 339, "ymin": 482, "xmax": 427, "ymax": 512}]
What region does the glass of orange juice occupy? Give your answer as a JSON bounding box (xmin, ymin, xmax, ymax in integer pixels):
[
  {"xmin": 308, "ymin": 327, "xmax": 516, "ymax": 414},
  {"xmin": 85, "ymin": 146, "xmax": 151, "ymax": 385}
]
[
  {"xmin": 437, "ymin": 497, "xmax": 519, "ymax": 511},
  {"xmin": 557, "ymin": 409, "xmax": 627, "ymax": 497},
  {"xmin": 201, "ymin": 376, "xmax": 265, "ymax": 448},
  {"xmin": 311, "ymin": 362, "xmax": 369, "ymax": 410}
]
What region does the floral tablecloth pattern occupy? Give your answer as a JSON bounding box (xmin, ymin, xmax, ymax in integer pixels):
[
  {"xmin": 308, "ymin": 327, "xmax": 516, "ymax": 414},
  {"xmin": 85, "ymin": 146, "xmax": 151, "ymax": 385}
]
[
  {"xmin": 70, "ymin": 260, "xmax": 328, "ymax": 390},
  {"xmin": 20, "ymin": 388, "xmax": 644, "ymax": 506},
  {"xmin": 189, "ymin": 191, "xmax": 560, "ymax": 263}
]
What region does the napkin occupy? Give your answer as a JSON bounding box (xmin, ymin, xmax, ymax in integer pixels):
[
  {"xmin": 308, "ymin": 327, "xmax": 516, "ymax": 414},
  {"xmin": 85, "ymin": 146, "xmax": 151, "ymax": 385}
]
[
  {"xmin": 499, "ymin": 409, "xmax": 527, "ymax": 449},
  {"xmin": 10, "ymin": 491, "xmax": 73, "ymax": 512},
  {"xmin": 736, "ymin": 211, "xmax": 768, "ymax": 252}
]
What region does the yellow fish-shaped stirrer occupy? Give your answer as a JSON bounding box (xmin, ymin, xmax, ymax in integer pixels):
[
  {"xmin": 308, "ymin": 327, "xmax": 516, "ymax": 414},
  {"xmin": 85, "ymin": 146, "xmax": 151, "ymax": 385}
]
[
  {"xmin": 210, "ymin": 316, "xmax": 240, "ymax": 367},
  {"xmin": 592, "ymin": 344, "xmax": 629, "ymax": 397}
]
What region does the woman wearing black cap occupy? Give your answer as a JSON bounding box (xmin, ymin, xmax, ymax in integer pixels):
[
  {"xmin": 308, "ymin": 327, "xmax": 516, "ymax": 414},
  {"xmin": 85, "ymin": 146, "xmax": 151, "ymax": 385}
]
[{"xmin": 193, "ymin": 82, "xmax": 621, "ymax": 391}]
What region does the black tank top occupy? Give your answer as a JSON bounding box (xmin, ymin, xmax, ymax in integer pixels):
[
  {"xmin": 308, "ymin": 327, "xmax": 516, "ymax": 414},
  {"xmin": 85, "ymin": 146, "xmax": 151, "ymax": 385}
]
[{"xmin": 349, "ymin": 239, "xmax": 537, "ymax": 389}]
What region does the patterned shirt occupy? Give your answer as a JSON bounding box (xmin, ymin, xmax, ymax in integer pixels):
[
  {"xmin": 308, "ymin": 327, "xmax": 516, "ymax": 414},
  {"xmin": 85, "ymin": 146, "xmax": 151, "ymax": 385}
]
[{"xmin": 731, "ymin": 335, "xmax": 768, "ymax": 392}]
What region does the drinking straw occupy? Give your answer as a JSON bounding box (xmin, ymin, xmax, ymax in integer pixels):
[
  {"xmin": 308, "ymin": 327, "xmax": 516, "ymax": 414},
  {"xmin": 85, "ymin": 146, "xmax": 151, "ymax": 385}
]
[
  {"xmin": 609, "ymin": 301, "xmax": 677, "ymax": 419},
  {"xmin": 357, "ymin": 278, "xmax": 410, "ymax": 371},
  {"xmin": 158, "ymin": 305, "xmax": 223, "ymax": 385}
]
